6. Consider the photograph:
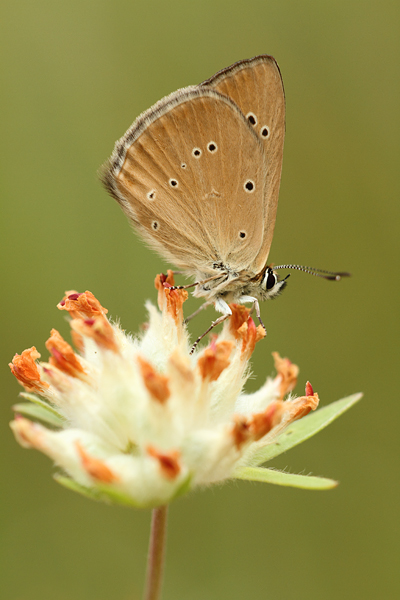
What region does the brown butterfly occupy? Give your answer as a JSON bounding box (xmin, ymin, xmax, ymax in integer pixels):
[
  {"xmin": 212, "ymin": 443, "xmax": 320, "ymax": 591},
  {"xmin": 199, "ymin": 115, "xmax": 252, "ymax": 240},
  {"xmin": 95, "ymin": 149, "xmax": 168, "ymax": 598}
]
[{"xmin": 101, "ymin": 55, "xmax": 347, "ymax": 349}]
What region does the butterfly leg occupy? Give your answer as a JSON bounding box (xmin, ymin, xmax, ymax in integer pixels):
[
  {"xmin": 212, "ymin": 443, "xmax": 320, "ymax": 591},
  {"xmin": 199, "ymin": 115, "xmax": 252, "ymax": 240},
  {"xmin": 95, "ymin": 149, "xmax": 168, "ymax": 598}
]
[
  {"xmin": 170, "ymin": 273, "xmax": 225, "ymax": 291},
  {"xmin": 184, "ymin": 300, "xmax": 212, "ymax": 324},
  {"xmin": 189, "ymin": 299, "xmax": 232, "ymax": 355},
  {"xmin": 239, "ymin": 295, "xmax": 266, "ymax": 332}
]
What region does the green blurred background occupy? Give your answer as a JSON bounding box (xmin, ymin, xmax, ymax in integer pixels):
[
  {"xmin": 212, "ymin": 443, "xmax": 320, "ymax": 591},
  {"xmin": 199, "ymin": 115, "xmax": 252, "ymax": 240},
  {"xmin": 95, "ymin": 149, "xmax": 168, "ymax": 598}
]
[{"xmin": 1, "ymin": 1, "xmax": 399, "ymax": 598}]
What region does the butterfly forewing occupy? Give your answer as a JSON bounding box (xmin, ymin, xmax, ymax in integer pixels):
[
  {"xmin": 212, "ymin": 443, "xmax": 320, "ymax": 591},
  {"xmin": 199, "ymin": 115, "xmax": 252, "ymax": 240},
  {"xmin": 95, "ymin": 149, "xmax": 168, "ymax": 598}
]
[
  {"xmin": 202, "ymin": 55, "xmax": 285, "ymax": 272},
  {"xmin": 104, "ymin": 87, "xmax": 266, "ymax": 274}
]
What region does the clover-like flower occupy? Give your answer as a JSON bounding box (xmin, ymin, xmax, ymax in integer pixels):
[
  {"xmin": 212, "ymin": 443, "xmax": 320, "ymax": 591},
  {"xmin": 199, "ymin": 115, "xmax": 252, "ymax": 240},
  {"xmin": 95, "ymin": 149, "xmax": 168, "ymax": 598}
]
[{"xmin": 9, "ymin": 272, "xmax": 360, "ymax": 509}]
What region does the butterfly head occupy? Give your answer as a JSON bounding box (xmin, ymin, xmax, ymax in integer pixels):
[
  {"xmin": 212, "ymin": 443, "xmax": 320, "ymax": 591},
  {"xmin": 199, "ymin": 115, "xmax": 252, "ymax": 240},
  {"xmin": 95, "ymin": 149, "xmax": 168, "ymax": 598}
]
[{"xmin": 259, "ymin": 266, "xmax": 289, "ymax": 300}]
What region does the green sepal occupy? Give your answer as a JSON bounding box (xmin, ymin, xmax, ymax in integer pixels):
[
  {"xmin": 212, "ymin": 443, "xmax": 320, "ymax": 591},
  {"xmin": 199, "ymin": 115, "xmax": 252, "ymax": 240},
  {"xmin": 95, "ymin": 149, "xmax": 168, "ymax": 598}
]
[
  {"xmin": 13, "ymin": 401, "xmax": 65, "ymax": 428},
  {"xmin": 171, "ymin": 474, "xmax": 192, "ymax": 500},
  {"xmin": 53, "ymin": 474, "xmax": 187, "ymax": 509},
  {"xmin": 96, "ymin": 480, "xmax": 193, "ymax": 508},
  {"xmin": 234, "ymin": 466, "xmax": 338, "ymax": 490},
  {"xmin": 54, "ymin": 474, "xmax": 105, "ymax": 501},
  {"xmin": 95, "ymin": 486, "xmax": 142, "ymax": 507},
  {"xmin": 54, "ymin": 474, "xmax": 142, "ymax": 507},
  {"xmin": 250, "ymin": 392, "xmax": 362, "ymax": 466}
]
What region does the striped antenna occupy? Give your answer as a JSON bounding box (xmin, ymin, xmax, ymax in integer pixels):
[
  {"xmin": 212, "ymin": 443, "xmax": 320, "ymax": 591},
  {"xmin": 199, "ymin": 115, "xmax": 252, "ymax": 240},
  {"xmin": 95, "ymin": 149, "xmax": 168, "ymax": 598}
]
[{"xmin": 273, "ymin": 265, "xmax": 351, "ymax": 281}]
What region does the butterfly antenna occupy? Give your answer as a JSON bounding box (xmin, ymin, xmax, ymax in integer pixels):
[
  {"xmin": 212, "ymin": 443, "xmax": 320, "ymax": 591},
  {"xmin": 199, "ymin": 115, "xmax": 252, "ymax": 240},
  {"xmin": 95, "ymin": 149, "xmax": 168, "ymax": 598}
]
[{"xmin": 273, "ymin": 264, "xmax": 351, "ymax": 281}]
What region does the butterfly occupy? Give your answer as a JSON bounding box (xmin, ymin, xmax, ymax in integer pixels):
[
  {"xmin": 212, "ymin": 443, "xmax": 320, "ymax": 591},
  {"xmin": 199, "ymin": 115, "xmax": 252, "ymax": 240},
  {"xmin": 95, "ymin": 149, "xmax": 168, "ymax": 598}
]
[{"xmin": 101, "ymin": 55, "xmax": 347, "ymax": 348}]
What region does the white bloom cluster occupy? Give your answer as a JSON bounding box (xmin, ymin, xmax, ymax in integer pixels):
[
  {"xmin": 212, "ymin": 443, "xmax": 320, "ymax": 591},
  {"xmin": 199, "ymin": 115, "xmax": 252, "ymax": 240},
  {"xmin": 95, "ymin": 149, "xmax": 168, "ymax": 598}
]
[{"xmin": 10, "ymin": 272, "xmax": 319, "ymax": 508}]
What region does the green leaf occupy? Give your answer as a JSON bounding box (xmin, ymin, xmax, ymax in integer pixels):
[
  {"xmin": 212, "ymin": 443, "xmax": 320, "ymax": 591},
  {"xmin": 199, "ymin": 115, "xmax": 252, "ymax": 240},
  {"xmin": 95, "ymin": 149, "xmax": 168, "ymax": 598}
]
[
  {"xmin": 234, "ymin": 466, "xmax": 338, "ymax": 490},
  {"xmin": 250, "ymin": 392, "xmax": 362, "ymax": 465},
  {"xmin": 18, "ymin": 392, "xmax": 64, "ymax": 419},
  {"xmin": 13, "ymin": 402, "xmax": 65, "ymax": 428}
]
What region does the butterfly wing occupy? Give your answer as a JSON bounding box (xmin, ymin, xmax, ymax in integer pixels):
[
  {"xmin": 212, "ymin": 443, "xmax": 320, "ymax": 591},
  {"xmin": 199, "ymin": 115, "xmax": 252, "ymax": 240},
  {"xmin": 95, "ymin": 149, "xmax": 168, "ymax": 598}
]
[
  {"xmin": 202, "ymin": 55, "xmax": 285, "ymax": 273},
  {"xmin": 102, "ymin": 87, "xmax": 266, "ymax": 275}
]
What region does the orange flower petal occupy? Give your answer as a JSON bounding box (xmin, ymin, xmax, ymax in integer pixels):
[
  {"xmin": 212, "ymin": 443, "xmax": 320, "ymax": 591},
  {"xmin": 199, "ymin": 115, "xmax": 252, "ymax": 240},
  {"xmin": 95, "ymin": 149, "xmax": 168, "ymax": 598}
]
[
  {"xmin": 137, "ymin": 356, "xmax": 170, "ymax": 404},
  {"xmin": 9, "ymin": 347, "xmax": 49, "ymax": 392},
  {"xmin": 197, "ymin": 339, "xmax": 233, "ymax": 382},
  {"xmin": 154, "ymin": 271, "xmax": 175, "ymax": 311},
  {"xmin": 288, "ymin": 383, "xmax": 319, "ymax": 421},
  {"xmin": 71, "ymin": 330, "xmax": 84, "ymax": 353},
  {"xmin": 41, "ymin": 363, "xmax": 74, "ymax": 393},
  {"xmin": 272, "ymin": 352, "xmax": 299, "ymax": 400},
  {"xmin": 45, "ymin": 329, "xmax": 86, "ymax": 378},
  {"xmin": 168, "ymin": 349, "xmax": 195, "ymax": 385},
  {"xmin": 147, "ymin": 445, "xmax": 181, "ymax": 480},
  {"xmin": 231, "ymin": 415, "xmax": 251, "ymax": 450},
  {"xmin": 228, "ymin": 304, "xmax": 252, "ymax": 339},
  {"xmin": 71, "ymin": 317, "xmax": 119, "ymax": 353},
  {"xmin": 249, "ymin": 401, "xmax": 284, "ymax": 441},
  {"xmin": 10, "ymin": 416, "xmax": 45, "ymax": 449},
  {"xmin": 246, "ymin": 384, "xmax": 319, "ymax": 443},
  {"xmin": 164, "ymin": 287, "xmax": 188, "ymax": 325},
  {"xmin": 237, "ymin": 317, "xmax": 266, "ymax": 359},
  {"xmin": 57, "ymin": 290, "xmax": 108, "ymax": 320},
  {"xmin": 76, "ymin": 442, "xmax": 118, "ymax": 483}
]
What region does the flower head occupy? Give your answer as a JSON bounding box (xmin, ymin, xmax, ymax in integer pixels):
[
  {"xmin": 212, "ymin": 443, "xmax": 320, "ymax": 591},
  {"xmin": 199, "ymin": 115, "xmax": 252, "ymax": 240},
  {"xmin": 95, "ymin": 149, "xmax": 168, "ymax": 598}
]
[{"xmin": 9, "ymin": 274, "xmax": 358, "ymax": 508}]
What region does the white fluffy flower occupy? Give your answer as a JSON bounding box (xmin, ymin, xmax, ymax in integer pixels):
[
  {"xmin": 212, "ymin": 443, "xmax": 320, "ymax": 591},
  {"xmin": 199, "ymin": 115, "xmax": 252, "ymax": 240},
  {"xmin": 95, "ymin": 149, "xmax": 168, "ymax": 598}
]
[{"xmin": 10, "ymin": 272, "xmax": 324, "ymax": 508}]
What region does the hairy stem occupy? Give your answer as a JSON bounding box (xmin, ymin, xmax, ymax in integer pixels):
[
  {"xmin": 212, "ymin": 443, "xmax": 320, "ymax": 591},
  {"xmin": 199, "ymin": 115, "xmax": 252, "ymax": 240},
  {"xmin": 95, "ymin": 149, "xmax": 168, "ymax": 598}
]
[{"xmin": 143, "ymin": 505, "xmax": 168, "ymax": 600}]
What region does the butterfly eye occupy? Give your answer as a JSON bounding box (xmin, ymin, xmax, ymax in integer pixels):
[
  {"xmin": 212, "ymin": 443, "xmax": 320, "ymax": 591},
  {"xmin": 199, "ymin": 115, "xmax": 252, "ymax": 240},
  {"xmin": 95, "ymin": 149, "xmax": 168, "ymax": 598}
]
[
  {"xmin": 192, "ymin": 148, "xmax": 202, "ymax": 158},
  {"xmin": 260, "ymin": 125, "xmax": 270, "ymax": 138},
  {"xmin": 181, "ymin": 163, "xmax": 187, "ymax": 169},
  {"xmin": 207, "ymin": 142, "xmax": 217, "ymax": 153},
  {"xmin": 152, "ymin": 221, "xmax": 159, "ymax": 231},
  {"xmin": 169, "ymin": 178, "xmax": 178, "ymax": 188},
  {"xmin": 239, "ymin": 231, "xmax": 246, "ymax": 239},
  {"xmin": 147, "ymin": 190, "xmax": 156, "ymax": 200},
  {"xmin": 265, "ymin": 270, "xmax": 277, "ymax": 290}
]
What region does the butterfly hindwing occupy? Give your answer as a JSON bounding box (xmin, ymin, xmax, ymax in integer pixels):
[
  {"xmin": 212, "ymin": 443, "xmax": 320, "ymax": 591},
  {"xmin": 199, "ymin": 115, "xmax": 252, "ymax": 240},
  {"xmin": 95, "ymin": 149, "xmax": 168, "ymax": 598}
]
[{"xmin": 202, "ymin": 55, "xmax": 285, "ymax": 272}]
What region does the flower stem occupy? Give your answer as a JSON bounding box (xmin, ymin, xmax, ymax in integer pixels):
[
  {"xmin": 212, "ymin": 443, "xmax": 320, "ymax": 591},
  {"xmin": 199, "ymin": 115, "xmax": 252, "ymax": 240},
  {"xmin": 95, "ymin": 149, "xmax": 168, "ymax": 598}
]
[{"xmin": 143, "ymin": 505, "xmax": 168, "ymax": 600}]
